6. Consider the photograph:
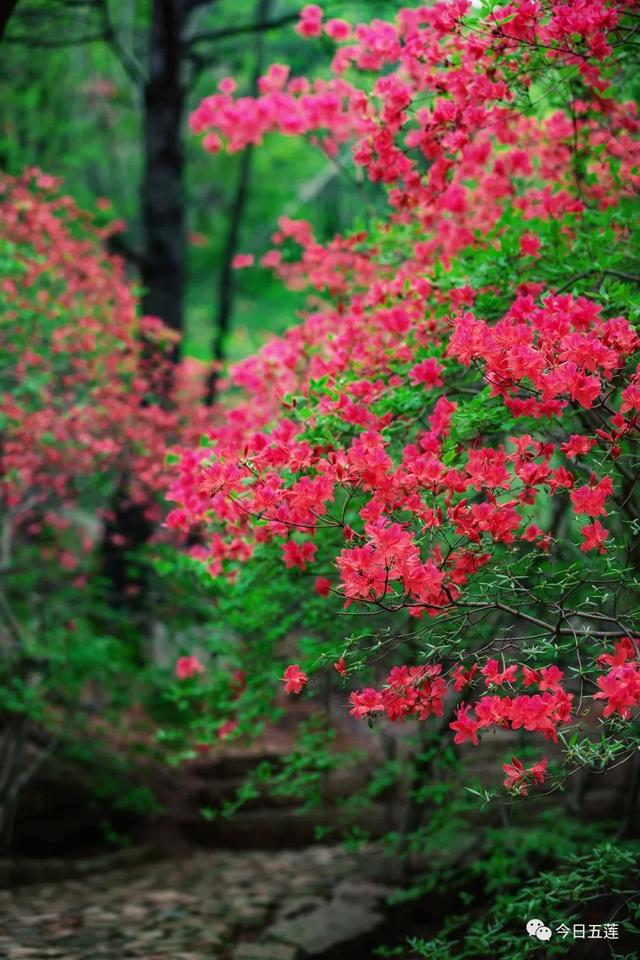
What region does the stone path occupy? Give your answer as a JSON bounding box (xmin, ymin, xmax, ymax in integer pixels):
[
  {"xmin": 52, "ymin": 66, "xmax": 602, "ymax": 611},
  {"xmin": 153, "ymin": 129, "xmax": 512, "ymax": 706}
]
[{"xmin": 0, "ymin": 846, "xmax": 392, "ymax": 960}]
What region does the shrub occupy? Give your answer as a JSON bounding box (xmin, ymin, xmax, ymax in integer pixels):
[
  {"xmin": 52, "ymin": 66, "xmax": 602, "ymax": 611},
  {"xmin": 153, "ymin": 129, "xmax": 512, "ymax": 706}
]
[
  {"xmin": 172, "ymin": 0, "xmax": 640, "ymax": 805},
  {"xmin": 0, "ymin": 170, "xmax": 211, "ymax": 847}
]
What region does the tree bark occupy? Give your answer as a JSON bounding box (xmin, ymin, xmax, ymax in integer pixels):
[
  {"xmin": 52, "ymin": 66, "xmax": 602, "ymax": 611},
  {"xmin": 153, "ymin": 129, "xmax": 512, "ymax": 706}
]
[
  {"xmin": 206, "ymin": 0, "xmax": 272, "ymax": 404},
  {"xmin": 101, "ymin": 477, "xmax": 155, "ymax": 615},
  {"xmin": 0, "ymin": 713, "xmax": 27, "ymax": 853},
  {"xmin": 101, "ymin": 1, "xmax": 188, "ymax": 601},
  {"xmin": 141, "ymin": 0, "xmax": 187, "ymax": 346}
]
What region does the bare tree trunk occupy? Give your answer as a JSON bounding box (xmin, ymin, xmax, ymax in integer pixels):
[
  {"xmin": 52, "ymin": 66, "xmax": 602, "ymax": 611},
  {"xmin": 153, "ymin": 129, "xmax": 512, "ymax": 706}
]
[
  {"xmin": 101, "ymin": 477, "xmax": 154, "ymax": 614},
  {"xmin": 101, "ymin": 0, "xmax": 189, "ymax": 602},
  {"xmin": 141, "ymin": 0, "xmax": 187, "ymax": 347},
  {"xmin": 0, "ymin": 714, "xmax": 27, "ymax": 853},
  {"xmin": 206, "ymin": 0, "xmax": 272, "ymax": 404}
]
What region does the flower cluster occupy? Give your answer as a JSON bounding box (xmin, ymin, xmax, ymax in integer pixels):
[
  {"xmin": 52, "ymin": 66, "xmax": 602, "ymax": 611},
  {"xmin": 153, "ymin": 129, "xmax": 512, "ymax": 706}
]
[
  {"xmin": 173, "ymin": 0, "xmax": 640, "ymax": 792},
  {"xmin": 502, "ymin": 756, "xmax": 548, "ymax": 796},
  {"xmin": 341, "ymin": 660, "xmax": 571, "ymax": 745},
  {"xmin": 349, "ymin": 665, "xmax": 448, "ymax": 722},
  {"xmin": 283, "ymin": 664, "xmax": 309, "ymax": 694},
  {"xmin": 451, "ymin": 690, "xmax": 573, "ymax": 746},
  {"xmin": 0, "ymin": 170, "xmax": 211, "ymax": 568},
  {"xmin": 175, "ymin": 656, "xmax": 205, "ymax": 680},
  {"xmin": 594, "ymin": 639, "xmax": 640, "ymax": 718}
]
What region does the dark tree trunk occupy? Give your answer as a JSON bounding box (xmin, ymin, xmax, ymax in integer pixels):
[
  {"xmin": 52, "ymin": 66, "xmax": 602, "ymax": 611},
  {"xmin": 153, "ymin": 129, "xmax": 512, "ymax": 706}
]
[
  {"xmin": 206, "ymin": 144, "xmax": 254, "ymax": 403},
  {"xmin": 141, "ymin": 0, "xmax": 187, "ymax": 346},
  {"xmin": 206, "ymin": 0, "xmax": 272, "ymax": 404},
  {"xmin": 0, "ymin": 713, "xmax": 27, "ymax": 853},
  {"xmin": 101, "ymin": 1, "xmax": 189, "ymax": 603},
  {"xmin": 101, "ymin": 479, "xmax": 155, "ymax": 615},
  {"xmin": 0, "ymin": 0, "xmax": 19, "ymax": 41}
]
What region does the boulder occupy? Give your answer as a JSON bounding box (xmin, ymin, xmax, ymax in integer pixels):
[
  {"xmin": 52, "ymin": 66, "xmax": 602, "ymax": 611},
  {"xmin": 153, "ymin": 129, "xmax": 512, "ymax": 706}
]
[{"xmin": 266, "ymin": 896, "xmax": 384, "ymax": 956}]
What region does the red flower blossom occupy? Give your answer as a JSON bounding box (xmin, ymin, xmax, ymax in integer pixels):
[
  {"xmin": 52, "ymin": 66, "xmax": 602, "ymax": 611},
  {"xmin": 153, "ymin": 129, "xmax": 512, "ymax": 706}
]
[
  {"xmin": 570, "ymin": 476, "xmax": 613, "ymax": 516},
  {"xmin": 315, "ymin": 576, "xmax": 332, "ymax": 596},
  {"xmin": 481, "ymin": 658, "xmax": 518, "ymax": 687},
  {"xmin": 561, "ymin": 434, "xmax": 596, "ymax": 459},
  {"xmin": 520, "ymin": 233, "xmax": 541, "ymax": 258},
  {"xmin": 594, "ymin": 664, "xmax": 640, "ymax": 719},
  {"xmin": 580, "ymin": 519, "xmax": 609, "ymax": 553},
  {"xmin": 452, "ymin": 663, "xmax": 478, "ymax": 691},
  {"xmin": 503, "ymin": 755, "xmax": 547, "ymax": 795},
  {"xmin": 349, "ymin": 688, "xmax": 385, "ymax": 718},
  {"xmin": 176, "ymin": 656, "xmax": 204, "ymax": 680},
  {"xmin": 283, "ymin": 664, "xmax": 308, "ymax": 694},
  {"xmin": 232, "ymin": 253, "xmax": 254, "ymax": 269},
  {"xmin": 450, "ymin": 703, "xmax": 480, "ymax": 746},
  {"xmin": 409, "ymin": 357, "xmax": 444, "ymax": 389}
]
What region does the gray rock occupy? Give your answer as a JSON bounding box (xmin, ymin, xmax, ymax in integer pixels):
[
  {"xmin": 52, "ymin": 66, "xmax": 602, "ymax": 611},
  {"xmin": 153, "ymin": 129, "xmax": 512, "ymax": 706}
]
[
  {"xmin": 332, "ymin": 879, "xmax": 392, "ymax": 907},
  {"xmin": 273, "ymin": 897, "xmax": 325, "ymax": 923},
  {"xmin": 266, "ymin": 897, "xmax": 383, "ymax": 956}
]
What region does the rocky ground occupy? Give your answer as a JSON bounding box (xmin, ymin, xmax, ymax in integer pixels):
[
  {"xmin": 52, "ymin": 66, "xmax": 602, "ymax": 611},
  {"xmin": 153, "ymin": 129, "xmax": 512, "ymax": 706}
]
[{"xmin": 0, "ymin": 846, "xmax": 395, "ymax": 960}]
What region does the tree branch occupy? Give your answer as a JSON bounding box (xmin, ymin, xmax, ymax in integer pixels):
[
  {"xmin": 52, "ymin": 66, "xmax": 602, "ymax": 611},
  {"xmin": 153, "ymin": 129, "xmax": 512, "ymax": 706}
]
[
  {"xmin": 555, "ymin": 267, "xmax": 640, "ymax": 295},
  {"xmin": 95, "ymin": 0, "xmax": 146, "ymax": 86},
  {"xmin": 187, "ymin": 10, "xmax": 298, "ymax": 47}
]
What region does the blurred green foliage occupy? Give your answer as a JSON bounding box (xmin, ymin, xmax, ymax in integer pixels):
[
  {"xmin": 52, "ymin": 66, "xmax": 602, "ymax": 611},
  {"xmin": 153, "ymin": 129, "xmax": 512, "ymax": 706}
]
[
  {"xmin": 2, "ymin": 2, "xmax": 640, "ymax": 956},
  {"xmin": 0, "ymin": 0, "xmax": 393, "ymax": 360}
]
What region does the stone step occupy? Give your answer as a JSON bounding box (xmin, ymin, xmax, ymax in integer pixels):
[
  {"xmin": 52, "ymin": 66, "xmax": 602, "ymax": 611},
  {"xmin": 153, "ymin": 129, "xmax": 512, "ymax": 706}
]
[{"xmin": 185, "ymin": 803, "xmax": 391, "ymax": 849}]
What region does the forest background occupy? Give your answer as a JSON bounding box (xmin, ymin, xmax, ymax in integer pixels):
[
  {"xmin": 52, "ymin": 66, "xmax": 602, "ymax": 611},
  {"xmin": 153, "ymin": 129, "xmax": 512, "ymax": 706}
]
[{"xmin": 1, "ymin": 2, "xmax": 640, "ymax": 958}]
